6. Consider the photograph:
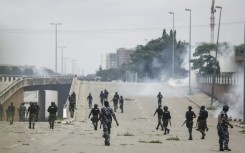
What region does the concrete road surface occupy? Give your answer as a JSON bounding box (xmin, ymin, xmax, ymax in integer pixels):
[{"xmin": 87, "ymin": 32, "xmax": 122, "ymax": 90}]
[{"xmin": 0, "ymin": 81, "xmax": 245, "ymax": 153}]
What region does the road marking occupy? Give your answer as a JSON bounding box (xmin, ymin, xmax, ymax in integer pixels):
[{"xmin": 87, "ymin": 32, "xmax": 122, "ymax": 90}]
[{"xmin": 8, "ymin": 144, "xmax": 19, "ymax": 148}]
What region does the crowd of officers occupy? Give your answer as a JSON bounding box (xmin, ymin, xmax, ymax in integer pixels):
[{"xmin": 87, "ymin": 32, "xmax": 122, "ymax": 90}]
[
  {"xmin": 0, "ymin": 89, "xmax": 234, "ymax": 151},
  {"xmin": 0, "ymin": 101, "xmax": 58, "ymax": 130}
]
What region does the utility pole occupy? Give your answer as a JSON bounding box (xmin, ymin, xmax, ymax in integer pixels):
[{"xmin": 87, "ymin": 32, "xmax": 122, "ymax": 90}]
[
  {"xmin": 211, "ymin": 6, "xmax": 222, "ymax": 107},
  {"xmin": 50, "ymin": 23, "xmax": 62, "ymax": 73},
  {"xmin": 58, "ymin": 46, "xmax": 66, "ymax": 74}
]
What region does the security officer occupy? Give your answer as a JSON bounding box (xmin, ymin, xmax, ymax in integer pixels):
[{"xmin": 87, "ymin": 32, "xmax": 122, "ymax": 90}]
[
  {"xmin": 185, "ymin": 106, "xmax": 196, "ymax": 140},
  {"xmin": 157, "ymin": 92, "xmax": 163, "ymax": 106},
  {"xmin": 26, "ymin": 102, "xmax": 37, "ymax": 129},
  {"xmin": 99, "ymin": 101, "xmax": 119, "ymax": 146},
  {"xmin": 217, "ymin": 105, "xmax": 233, "ymax": 151},
  {"xmin": 47, "ymin": 102, "xmax": 58, "ymax": 129},
  {"xmin": 87, "ymin": 93, "xmax": 93, "ymax": 109},
  {"xmin": 153, "ymin": 105, "xmax": 163, "ymax": 130},
  {"xmin": 162, "ymin": 106, "xmax": 171, "ymax": 135},
  {"xmin": 8, "ymin": 103, "xmax": 15, "ymax": 125},
  {"xmin": 197, "ymin": 106, "xmax": 208, "ymax": 139},
  {"xmin": 88, "ymin": 104, "xmax": 100, "ymax": 130},
  {"xmin": 119, "ymin": 96, "xmax": 124, "ymax": 113},
  {"xmin": 0, "ymin": 103, "xmax": 3, "ymax": 121},
  {"xmin": 112, "ymin": 92, "xmax": 119, "ymax": 112},
  {"xmin": 99, "ymin": 91, "xmax": 105, "ymax": 106}
]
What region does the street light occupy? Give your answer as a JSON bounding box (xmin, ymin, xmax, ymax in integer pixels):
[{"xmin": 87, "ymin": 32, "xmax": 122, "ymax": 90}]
[
  {"xmin": 169, "ymin": 12, "xmax": 175, "ymax": 78},
  {"xmin": 211, "ymin": 6, "xmax": 222, "ymax": 107},
  {"xmin": 50, "ymin": 23, "xmax": 62, "ymax": 73},
  {"xmin": 185, "ymin": 8, "xmax": 192, "ymax": 95},
  {"xmin": 58, "ymin": 46, "xmax": 66, "ymax": 74}
]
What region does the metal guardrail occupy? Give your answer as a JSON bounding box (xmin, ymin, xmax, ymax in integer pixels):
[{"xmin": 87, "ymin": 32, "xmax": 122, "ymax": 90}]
[
  {"xmin": 197, "ymin": 72, "xmax": 240, "ymax": 85},
  {"xmin": 0, "ymin": 76, "xmax": 73, "ymax": 104}
]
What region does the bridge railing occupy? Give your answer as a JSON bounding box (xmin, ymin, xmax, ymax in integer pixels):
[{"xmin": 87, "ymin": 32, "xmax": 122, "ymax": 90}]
[
  {"xmin": 197, "ymin": 72, "xmax": 240, "ymax": 85},
  {"xmin": 0, "ymin": 76, "xmax": 73, "ymax": 104}
]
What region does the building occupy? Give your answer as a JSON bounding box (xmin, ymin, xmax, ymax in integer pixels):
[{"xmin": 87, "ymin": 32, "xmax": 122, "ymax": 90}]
[
  {"xmin": 106, "ymin": 53, "xmax": 118, "ymax": 69},
  {"xmin": 117, "ymin": 48, "xmax": 135, "ymax": 67}
]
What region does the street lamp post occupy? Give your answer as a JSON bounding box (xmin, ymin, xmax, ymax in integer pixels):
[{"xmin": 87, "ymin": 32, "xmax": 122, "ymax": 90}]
[
  {"xmin": 50, "ymin": 23, "xmax": 62, "ymax": 73},
  {"xmin": 211, "ymin": 6, "xmax": 222, "ymax": 107},
  {"xmin": 58, "ymin": 46, "xmax": 66, "ymax": 74},
  {"xmin": 185, "ymin": 8, "xmax": 192, "ymax": 95},
  {"xmin": 169, "ymin": 12, "xmax": 175, "ymax": 78}
]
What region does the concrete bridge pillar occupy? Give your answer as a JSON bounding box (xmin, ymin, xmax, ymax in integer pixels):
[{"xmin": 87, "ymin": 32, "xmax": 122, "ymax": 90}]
[
  {"xmin": 57, "ymin": 89, "xmax": 69, "ymax": 118},
  {"xmin": 38, "ymin": 90, "xmax": 46, "ymax": 121}
]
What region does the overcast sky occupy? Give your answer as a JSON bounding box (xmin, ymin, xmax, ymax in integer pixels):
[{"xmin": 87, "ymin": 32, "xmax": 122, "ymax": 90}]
[{"xmin": 0, "ymin": 0, "xmax": 244, "ymax": 75}]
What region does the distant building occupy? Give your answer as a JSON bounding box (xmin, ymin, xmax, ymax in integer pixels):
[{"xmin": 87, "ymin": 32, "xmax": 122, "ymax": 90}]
[
  {"xmin": 117, "ymin": 48, "xmax": 135, "ymax": 67},
  {"xmin": 105, "ymin": 48, "xmax": 136, "ymax": 70},
  {"xmin": 106, "ymin": 53, "xmax": 118, "ymax": 69}
]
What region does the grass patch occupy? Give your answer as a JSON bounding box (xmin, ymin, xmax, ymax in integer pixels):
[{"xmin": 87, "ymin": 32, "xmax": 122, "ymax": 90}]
[
  {"xmin": 118, "ymin": 132, "xmax": 134, "ymax": 136},
  {"xmin": 166, "ymin": 136, "xmax": 180, "ymax": 141},
  {"xmin": 125, "ymin": 98, "xmax": 135, "ymax": 101},
  {"xmin": 138, "ymin": 140, "xmax": 162, "ymax": 143}
]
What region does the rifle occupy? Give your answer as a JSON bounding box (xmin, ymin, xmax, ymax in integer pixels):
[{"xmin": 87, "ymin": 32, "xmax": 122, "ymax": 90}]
[{"xmin": 182, "ymin": 120, "xmax": 187, "ymax": 126}]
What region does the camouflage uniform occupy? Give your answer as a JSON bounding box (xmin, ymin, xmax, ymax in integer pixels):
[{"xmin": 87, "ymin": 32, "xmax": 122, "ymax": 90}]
[
  {"xmin": 217, "ymin": 105, "xmax": 233, "ymax": 151},
  {"xmin": 27, "ymin": 103, "xmax": 37, "ymax": 129},
  {"xmin": 99, "ymin": 101, "xmax": 119, "ymax": 146},
  {"xmin": 197, "ymin": 106, "xmax": 208, "ymax": 139},
  {"xmin": 157, "ymin": 92, "xmax": 163, "ymax": 106},
  {"xmin": 99, "ymin": 91, "xmax": 105, "ymax": 106}
]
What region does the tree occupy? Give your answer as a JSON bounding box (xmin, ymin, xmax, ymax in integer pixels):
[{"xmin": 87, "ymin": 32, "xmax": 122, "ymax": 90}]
[{"xmin": 190, "ymin": 43, "xmax": 220, "ymax": 75}]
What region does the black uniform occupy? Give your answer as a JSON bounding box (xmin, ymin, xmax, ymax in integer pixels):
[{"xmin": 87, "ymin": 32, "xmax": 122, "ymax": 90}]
[
  {"xmin": 27, "ymin": 103, "xmax": 37, "ymax": 129},
  {"xmin": 185, "ymin": 107, "xmax": 196, "ymax": 140},
  {"xmin": 47, "ymin": 103, "xmax": 58, "ymax": 129},
  {"xmin": 153, "ymin": 107, "xmax": 163, "ymax": 130},
  {"xmin": 157, "ymin": 92, "xmax": 163, "ymax": 106},
  {"xmin": 104, "ymin": 89, "xmax": 109, "ymax": 101},
  {"xmin": 99, "ymin": 91, "xmax": 105, "ymax": 106},
  {"xmin": 0, "ymin": 104, "xmax": 3, "ymax": 121},
  {"xmin": 119, "ymin": 96, "xmax": 124, "ymax": 113},
  {"xmin": 8, "ymin": 103, "xmax": 15, "ymax": 125},
  {"xmin": 87, "ymin": 94, "xmax": 93, "ymax": 109},
  {"xmin": 162, "ymin": 107, "xmax": 171, "ymax": 134},
  {"xmin": 197, "ymin": 106, "xmax": 208, "ymax": 139},
  {"xmin": 69, "ymin": 94, "xmax": 76, "ymax": 118},
  {"xmin": 112, "ymin": 92, "xmax": 119, "ymax": 112},
  {"xmin": 88, "ymin": 106, "xmax": 100, "ymax": 130}
]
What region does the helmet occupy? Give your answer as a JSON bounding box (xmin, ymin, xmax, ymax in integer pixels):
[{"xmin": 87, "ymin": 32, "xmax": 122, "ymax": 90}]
[
  {"xmin": 188, "ymin": 106, "xmax": 192, "ymax": 110},
  {"xmin": 223, "ymin": 105, "xmax": 229, "ymax": 111},
  {"xmin": 104, "ymin": 101, "xmax": 109, "ymax": 106},
  {"xmin": 94, "ymin": 104, "xmax": 98, "ymax": 108},
  {"xmin": 200, "ymin": 106, "xmax": 205, "ymax": 110}
]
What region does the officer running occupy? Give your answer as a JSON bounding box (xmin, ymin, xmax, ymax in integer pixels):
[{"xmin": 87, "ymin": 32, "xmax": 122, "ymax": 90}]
[
  {"xmin": 26, "ymin": 102, "xmax": 37, "ymax": 129},
  {"xmin": 47, "ymin": 102, "xmax": 58, "ymax": 129},
  {"xmin": 99, "ymin": 91, "xmax": 105, "ymax": 106},
  {"xmin": 217, "ymin": 105, "xmax": 233, "ymax": 151},
  {"xmin": 87, "ymin": 93, "xmax": 93, "ymax": 109},
  {"xmin": 103, "ymin": 89, "xmax": 109, "ymax": 101},
  {"xmin": 88, "ymin": 104, "xmax": 100, "ymax": 130},
  {"xmin": 157, "ymin": 92, "xmax": 163, "ymax": 106},
  {"xmin": 184, "ymin": 106, "xmax": 196, "ymax": 140},
  {"xmin": 162, "ymin": 106, "xmax": 171, "ymax": 135},
  {"xmin": 196, "ymin": 106, "xmax": 208, "ymax": 139},
  {"xmin": 153, "ymin": 105, "xmax": 163, "ymax": 130},
  {"xmin": 99, "ymin": 101, "xmax": 119, "ymax": 146}
]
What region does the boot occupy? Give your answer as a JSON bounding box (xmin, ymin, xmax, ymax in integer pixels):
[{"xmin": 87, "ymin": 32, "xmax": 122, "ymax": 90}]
[
  {"xmin": 219, "ymin": 148, "xmax": 224, "ymax": 151},
  {"xmin": 224, "ymin": 147, "xmax": 231, "ymax": 151},
  {"xmin": 201, "ymin": 133, "xmax": 206, "ymax": 139}
]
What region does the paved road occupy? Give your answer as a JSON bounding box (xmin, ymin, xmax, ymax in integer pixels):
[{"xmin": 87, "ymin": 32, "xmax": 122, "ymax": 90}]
[{"xmin": 0, "ymin": 81, "xmax": 245, "ymax": 153}]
